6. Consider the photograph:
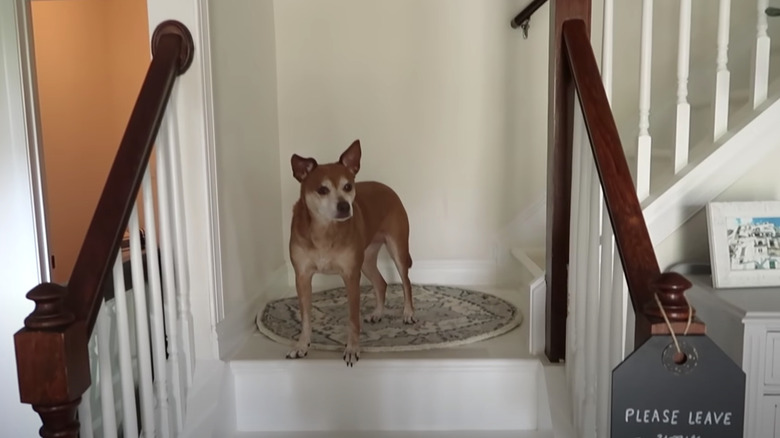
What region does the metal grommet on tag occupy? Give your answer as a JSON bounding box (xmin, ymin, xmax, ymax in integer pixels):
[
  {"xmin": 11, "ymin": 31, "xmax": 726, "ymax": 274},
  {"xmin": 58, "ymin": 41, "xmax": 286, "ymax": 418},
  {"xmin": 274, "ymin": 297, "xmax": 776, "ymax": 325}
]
[{"xmin": 662, "ymin": 340, "xmax": 698, "ymax": 375}]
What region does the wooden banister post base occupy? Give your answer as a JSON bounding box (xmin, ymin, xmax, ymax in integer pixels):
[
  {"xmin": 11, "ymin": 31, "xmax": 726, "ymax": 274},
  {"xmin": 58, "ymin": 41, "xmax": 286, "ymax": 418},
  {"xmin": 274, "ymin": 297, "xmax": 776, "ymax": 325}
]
[
  {"xmin": 14, "ymin": 283, "xmax": 90, "ymax": 438},
  {"xmin": 32, "ymin": 399, "xmax": 82, "ymax": 438},
  {"xmin": 643, "ymin": 272, "xmax": 706, "ymax": 337}
]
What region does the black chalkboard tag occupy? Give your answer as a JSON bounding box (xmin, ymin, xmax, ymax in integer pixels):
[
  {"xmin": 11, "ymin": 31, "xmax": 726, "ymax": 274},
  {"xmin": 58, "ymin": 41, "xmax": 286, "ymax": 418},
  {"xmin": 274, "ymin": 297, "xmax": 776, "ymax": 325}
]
[{"xmin": 612, "ymin": 335, "xmax": 745, "ymax": 438}]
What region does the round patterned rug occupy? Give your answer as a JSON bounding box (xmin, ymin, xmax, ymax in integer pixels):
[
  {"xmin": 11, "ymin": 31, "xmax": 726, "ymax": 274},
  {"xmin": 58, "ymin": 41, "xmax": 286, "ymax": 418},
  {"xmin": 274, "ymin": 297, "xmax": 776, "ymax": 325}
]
[{"xmin": 256, "ymin": 284, "xmax": 523, "ymax": 352}]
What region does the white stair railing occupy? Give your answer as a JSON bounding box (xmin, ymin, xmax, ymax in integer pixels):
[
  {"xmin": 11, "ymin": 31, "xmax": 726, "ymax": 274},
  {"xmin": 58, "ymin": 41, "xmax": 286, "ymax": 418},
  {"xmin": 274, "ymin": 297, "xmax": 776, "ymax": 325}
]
[
  {"xmin": 625, "ymin": 0, "xmax": 780, "ymax": 200},
  {"xmin": 635, "ymin": 0, "xmax": 654, "ymax": 202},
  {"xmin": 566, "ymin": 1, "xmax": 780, "ymax": 436},
  {"xmin": 752, "ymin": 0, "xmax": 771, "ymax": 108},
  {"xmin": 713, "ymin": 0, "xmax": 731, "ymax": 141},
  {"xmin": 674, "ymin": 0, "xmax": 692, "ymax": 172},
  {"xmin": 568, "ymin": 89, "xmax": 631, "ymax": 438},
  {"xmin": 77, "ymin": 89, "xmax": 194, "ymax": 438}
]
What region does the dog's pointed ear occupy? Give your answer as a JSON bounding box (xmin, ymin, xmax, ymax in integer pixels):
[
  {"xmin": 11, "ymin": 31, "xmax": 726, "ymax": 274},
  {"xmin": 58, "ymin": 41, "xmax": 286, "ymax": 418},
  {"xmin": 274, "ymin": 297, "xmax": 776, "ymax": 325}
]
[
  {"xmin": 291, "ymin": 154, "xmax": 317, "ymax": 182},
  {"xmin": 339, "ymin": 139, "xmax": 361, "ymax": 175}
]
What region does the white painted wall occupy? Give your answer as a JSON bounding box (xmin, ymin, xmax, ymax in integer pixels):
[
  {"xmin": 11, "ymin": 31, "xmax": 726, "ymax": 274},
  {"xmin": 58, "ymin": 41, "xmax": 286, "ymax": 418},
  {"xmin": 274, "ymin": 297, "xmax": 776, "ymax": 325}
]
[
  {"xmin": 274, "ymin": 0, "xmax": 547, "ymax": 273},
  {"xmin": 208, "ymin": 0, "xmax": 284, "ymax": 326},
  {"xmin": 0, "ymin": 0, "xmax": 49, "ymax": 433}
]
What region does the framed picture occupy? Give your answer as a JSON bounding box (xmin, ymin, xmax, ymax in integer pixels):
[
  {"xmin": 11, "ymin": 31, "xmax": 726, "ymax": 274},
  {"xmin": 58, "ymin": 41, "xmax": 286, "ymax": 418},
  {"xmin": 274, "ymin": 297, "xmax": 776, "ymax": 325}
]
[{"xmin": 707, "ymin": 201, "xmax": 780, "ymax": 288}]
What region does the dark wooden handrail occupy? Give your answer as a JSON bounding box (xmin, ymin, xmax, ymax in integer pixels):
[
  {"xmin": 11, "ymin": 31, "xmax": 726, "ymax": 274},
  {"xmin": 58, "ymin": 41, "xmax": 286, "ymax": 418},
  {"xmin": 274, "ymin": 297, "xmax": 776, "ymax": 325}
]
[
  {"xmin": 542, "ymin": 15, "xmax": 704, "ymax": 362},
  {"xmin": 69, "ymin": 21, "xmax": 194, "ymax": 334},
  {"xmin": 510, "ymin": 0, "xmax": 549, "ymax": 29},
  {"xmin": 14, "ymin": 20, "xmax": 194, "ymax": 438}
]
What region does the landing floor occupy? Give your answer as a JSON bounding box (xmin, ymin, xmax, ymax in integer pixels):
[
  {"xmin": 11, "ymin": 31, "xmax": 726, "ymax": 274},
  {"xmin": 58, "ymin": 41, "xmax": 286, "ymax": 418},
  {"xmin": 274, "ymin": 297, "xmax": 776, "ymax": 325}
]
[{"xmin": 231, "ymin": 285, "xmax": 533, "ymax": 362}]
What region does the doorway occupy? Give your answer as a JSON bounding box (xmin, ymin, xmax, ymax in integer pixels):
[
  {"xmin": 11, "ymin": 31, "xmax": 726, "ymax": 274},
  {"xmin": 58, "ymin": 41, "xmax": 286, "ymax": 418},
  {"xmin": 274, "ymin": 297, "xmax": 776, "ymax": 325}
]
[{"xmin": 29, "ymin": 0, "xmax": 151, "ymax": 283}]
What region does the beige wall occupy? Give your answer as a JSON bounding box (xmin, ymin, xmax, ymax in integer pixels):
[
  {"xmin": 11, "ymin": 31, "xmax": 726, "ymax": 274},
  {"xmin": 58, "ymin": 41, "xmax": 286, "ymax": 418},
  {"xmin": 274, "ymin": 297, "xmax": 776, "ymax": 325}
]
[
  {"xmin": 32, "ymin": 0, "xmax": 149, "ymax": 284},
  {"xmin": 208, "ymin": 0, "xmax": 284, "ymax": 319},
  {"xmin": 274, "ymin": 0, "xmax": 546, "ymax": 266}
]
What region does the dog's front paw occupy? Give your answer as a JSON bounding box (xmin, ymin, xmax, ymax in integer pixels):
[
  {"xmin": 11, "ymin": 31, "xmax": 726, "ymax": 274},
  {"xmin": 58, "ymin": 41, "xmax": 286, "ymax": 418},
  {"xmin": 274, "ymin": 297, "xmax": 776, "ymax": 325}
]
[
  {"xmin": 286, "ymin": 341, "xmax": 310, "ymax": 359},
  {"xmin": 403, "ymin": 309, "xmax": 417, "ymax": 325},
  {"xmin": 343, "ymin": 344, "xmax": 360, "ymax": 367},
  {"xmin": 364, "ymin": 309, "xmax": 383, "ymax": 323}
]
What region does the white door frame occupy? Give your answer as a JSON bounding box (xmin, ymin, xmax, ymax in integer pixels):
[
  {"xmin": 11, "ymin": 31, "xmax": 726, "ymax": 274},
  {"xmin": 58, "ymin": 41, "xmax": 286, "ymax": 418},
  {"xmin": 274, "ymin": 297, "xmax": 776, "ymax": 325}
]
[
  {"xmin": 9, "ymin": 0, "xmax": 224, "ymax": 361},
  {"xmin": 1, "ymin": 0, "xmax": 50, "ymax": 434}
]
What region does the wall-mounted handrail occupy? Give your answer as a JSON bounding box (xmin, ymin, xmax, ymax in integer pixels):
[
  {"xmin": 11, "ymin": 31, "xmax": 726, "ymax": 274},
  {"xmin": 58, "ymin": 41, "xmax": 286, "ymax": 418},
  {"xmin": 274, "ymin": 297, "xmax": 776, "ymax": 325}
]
[
  {"xmin": 511, "ymin": 0, "xmax": 549, "ymax": 37},
  {"xmin": 13, "ymin": 20, "xmax": 194, "ymax": 438}
]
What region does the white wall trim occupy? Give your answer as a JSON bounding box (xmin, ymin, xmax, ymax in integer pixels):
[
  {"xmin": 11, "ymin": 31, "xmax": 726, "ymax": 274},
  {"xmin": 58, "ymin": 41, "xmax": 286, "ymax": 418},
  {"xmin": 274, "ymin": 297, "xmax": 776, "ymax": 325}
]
[
  {"xmin": 16, "ymin": 0, "xmax": 50, "ymax": 282},
  {"xmin": 1, "ymin": 1, "xmax": 54, "ymax": 434},
  {"xmin": 193, "ymin": 0, "xmax": 224, "ymax": 324},
  {"xmin": 145, "ymin": 0, "xmax": 223, "ymax": 360},
  {"xmin": 215, "ymin": 265, "xmax": 288, "ymax": 359},
  {"xmin": 642, "ymin": 94, "xmax": 780, "ymax": 247}
]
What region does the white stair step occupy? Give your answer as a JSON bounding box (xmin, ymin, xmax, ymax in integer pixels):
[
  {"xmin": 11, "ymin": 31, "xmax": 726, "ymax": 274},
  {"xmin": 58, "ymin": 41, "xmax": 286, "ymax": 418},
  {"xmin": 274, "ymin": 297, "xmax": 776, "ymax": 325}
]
[
  {"xmin": 216, "ymin": 286, "xmax": 548, "ymax": 434},
  {"xmin": 228, "ymin": 431, "xmax": 554, "ymax": 438},
  {"xmin": 228, "ymin": 357, "xmax": 543, "ymax": 433}
]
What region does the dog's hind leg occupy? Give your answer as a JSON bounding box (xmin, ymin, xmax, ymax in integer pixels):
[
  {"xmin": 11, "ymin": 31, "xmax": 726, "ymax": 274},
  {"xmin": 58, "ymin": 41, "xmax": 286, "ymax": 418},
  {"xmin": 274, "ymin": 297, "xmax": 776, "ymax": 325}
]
[
  {"xmin": 386, "ymin": 237, "xmax": 415, "ymax": 324},
  {"xmin": 362, "ymin": 242, "xmax": 387, "ymax": 323}
]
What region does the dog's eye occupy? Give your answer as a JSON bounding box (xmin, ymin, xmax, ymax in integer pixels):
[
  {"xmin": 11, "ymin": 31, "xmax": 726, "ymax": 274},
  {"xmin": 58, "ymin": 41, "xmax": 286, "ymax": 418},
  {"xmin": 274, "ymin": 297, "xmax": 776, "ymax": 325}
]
[
  {"xmin": 343, "ymin": 183, "xmax": 353, "ymax": 192},
  {"xmin": 317, "ymin": 186, "xmax": 330, "ymax": 195}
]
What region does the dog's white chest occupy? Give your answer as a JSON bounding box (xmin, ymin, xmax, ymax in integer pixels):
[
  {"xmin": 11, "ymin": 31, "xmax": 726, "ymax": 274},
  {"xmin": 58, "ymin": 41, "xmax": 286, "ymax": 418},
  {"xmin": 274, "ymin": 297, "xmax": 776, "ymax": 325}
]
[
  {"xmin": 292, "ymin": 244, "xmax": 352, "ymax": 275},
  {"xmin": 312, "ymin": 253, "xmax": 341, "ymax": 274}
]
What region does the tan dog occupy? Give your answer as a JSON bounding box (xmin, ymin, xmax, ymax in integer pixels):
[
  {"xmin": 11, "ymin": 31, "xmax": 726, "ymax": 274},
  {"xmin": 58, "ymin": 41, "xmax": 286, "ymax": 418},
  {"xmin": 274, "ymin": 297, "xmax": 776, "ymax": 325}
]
[{"xmin": 287, "ymin": 139, "xmax": 415, "ymax": 366}]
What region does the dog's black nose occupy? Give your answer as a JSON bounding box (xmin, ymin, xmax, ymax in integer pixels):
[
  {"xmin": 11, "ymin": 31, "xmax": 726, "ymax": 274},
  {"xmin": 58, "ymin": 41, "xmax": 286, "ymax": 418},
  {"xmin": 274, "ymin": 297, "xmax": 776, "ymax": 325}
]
[{"xmin": 337, "ymin": 201, "xmax": 350, "ymax": 214}]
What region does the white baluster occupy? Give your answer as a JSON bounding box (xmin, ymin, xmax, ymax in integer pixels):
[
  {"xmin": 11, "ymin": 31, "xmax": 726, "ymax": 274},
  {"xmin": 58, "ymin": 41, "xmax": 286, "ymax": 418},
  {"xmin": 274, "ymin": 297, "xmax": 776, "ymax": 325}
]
[
  {"xmin": 601, "ymin": 0, "xmax": 614, "ymax": 102},
  {"xmin": 165, "ymin": 87, "xmax": 195, "ymax": 389},
  {"xmin": 675, "ymin": 0, "xmax": 693, "ymax": 172},
  {"xmin": 567, "ymin": 94, "xmax": 585, "ymax": 397},
  {"xmin": 573, "ymin": 99, "xmax": 589, "ymax": 431},
  {"xmin": 583, "ymin": 153, "xmax": 601, "ymax": 437},
  {"xmin": 636, "ymin": 0, "xmax": 654, "ymax": 201},
  {"xmin": 78, "ymin": 388, "xmax": 94, "ymax": 438},
  {"xmin": 713, "ymin": 0, "xmax": 731, "ymax": 141},
  {"xmin": 610, "ymin": 262, "xmax": 628, "ymax": 366},
  {"xmin": 596, "ymin": 220, "xmax": 614, "ymax": 436},
  {"xmin": 157, "ymin": 129, "xmax": 185, "ymax": 431},
  {"xmin": 143, "ymin": 168, "xmax": 172, "ymax": 438},
  {"xmin": 752, "ymin": 0, "xmax": 770, "ymax": 108},
  {"xmin": 597, "ymin": 0, "xmax": 615, "ymax": 433},
  {"xmin": 112, "ymin": 253, "xmax": 139, "ymax": 438},
  {"xmin": 96, "ymin": 302, "xmax": 118, "ymax": 438},
  {"xmin": 129, "ymin": 207, "xmax": 155, "ymax": 437}
]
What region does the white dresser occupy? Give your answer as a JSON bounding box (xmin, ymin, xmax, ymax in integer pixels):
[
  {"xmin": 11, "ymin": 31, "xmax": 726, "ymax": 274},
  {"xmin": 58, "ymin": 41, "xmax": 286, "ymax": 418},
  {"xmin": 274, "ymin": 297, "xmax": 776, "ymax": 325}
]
[{"xmin": 684, "ymin": 272, "xmax": 780, "ymax": 438}]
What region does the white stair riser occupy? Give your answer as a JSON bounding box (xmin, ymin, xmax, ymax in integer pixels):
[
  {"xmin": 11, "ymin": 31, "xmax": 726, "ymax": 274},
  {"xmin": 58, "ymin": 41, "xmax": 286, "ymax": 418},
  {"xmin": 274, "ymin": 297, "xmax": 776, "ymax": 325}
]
[{"xmin": 231, "ymin": 360, "xmax": 541, "ymax": 432}]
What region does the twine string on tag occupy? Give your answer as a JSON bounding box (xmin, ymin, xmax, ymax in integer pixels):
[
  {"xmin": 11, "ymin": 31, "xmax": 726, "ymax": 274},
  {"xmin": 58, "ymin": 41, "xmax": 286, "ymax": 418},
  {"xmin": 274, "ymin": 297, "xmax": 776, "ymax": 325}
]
[
  {"xmin": 653, "ymin": 290, "xmax": 694, "ymax": 361},
  {"xmin": 654, "ymin": 293, "xmax": 681, "ymax": 354}
]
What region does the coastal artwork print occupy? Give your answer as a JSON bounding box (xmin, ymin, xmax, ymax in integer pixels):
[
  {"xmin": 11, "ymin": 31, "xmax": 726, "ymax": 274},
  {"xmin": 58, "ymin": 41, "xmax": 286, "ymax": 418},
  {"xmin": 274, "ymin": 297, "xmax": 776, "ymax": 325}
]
[{"xmin": 725, "ymin": 216, "xmax": 780, "ymax": 271}]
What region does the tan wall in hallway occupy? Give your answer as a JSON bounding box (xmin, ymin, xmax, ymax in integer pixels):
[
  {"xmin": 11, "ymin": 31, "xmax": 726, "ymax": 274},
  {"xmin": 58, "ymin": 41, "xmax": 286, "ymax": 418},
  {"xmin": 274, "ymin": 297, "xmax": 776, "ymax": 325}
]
[{"xmin": 32, "ymin": 0, "xmax": 149, "ymax": 283}]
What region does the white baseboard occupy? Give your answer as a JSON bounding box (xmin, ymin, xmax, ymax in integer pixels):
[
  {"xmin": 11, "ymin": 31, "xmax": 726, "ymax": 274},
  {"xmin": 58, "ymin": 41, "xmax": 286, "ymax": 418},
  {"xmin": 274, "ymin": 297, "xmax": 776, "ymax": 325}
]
[
  {"xmin": 216, "ymin": 265, "xmax": 288, "ymax": 359},
  {"xmin": 284, "ymin": 257, "xmax": 503, "ymax": 290},
  {"xmin": 510, "ymin": 247, "xmax": 547, "ymax": 356}
]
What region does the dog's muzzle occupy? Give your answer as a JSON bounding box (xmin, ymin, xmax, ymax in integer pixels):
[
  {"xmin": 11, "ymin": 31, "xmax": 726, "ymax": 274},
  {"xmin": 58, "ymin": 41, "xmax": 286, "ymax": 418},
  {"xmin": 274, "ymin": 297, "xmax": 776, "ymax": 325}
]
[{"xmin": 336, "ymin": 201, "xmax": 351, "ymax": 219}]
